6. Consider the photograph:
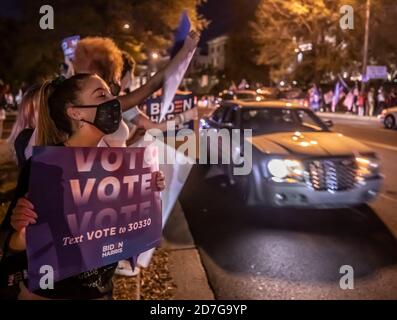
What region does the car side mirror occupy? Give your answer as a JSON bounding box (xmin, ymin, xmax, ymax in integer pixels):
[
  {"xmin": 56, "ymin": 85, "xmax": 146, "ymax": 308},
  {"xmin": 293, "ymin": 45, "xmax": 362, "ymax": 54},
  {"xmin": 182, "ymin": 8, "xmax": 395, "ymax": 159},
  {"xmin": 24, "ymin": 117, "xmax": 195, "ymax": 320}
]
[{"xmin": 324, "ymin": 119, "xmax": 334, "ymax": 128}]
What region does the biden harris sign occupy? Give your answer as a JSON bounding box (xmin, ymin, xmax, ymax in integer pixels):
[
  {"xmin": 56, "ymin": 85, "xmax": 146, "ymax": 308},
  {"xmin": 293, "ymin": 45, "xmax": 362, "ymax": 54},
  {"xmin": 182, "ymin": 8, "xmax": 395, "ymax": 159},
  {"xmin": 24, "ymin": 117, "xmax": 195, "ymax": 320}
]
[{"xmin": 26, "ymin": 146, "xmax": 162, "ymax": 290}]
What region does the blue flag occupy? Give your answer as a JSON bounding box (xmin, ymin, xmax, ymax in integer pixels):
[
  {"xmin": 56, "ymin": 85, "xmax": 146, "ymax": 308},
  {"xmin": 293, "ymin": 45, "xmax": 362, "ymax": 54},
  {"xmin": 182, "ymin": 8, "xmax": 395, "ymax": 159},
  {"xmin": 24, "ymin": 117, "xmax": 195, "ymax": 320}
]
[
  {"xmin": 160, "ymin": 12, "xmax": 195, "ymax": 122},
  {"xmin": 170, "ymin": 11, "xmax": 191, "ymax": 58}
]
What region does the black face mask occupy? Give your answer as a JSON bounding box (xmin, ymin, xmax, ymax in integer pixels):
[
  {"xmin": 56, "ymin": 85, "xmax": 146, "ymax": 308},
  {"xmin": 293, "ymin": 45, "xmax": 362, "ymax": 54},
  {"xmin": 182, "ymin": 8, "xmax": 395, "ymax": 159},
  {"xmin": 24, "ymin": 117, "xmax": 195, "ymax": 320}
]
[{"xmin": 72, "ymin": 99, "xmax": 122, "ymax": 135}]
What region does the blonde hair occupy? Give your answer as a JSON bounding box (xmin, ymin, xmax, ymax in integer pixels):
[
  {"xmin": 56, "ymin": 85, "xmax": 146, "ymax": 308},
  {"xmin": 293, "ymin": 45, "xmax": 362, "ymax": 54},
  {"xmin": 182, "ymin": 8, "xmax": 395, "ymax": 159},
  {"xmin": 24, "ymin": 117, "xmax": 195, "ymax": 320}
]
[
  {"xmin": 74, "ymin": 37, "xmax": 123, "ymax": 84},
  {"xmin": 36, "ymin": 81, "xmax": 66, "ymax": 146},
  {"xmin": 7, "ymin": 85, "xmax": 40, "ymax": 148}
]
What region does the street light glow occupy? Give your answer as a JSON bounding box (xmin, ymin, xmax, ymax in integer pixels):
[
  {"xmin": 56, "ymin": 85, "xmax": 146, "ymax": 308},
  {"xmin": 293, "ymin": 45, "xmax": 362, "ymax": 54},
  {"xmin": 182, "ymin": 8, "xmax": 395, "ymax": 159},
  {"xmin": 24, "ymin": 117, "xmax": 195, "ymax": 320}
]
[{"xmin": 123, "ymin": 23, "xmax": 130, "ymax": 29}]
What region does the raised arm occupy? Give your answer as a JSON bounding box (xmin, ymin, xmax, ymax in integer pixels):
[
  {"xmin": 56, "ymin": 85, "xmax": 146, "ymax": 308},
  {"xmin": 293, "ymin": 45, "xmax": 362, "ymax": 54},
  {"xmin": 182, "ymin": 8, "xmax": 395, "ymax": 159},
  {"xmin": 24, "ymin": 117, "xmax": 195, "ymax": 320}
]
[
  {"xmin": 137, "ymin": 107, "xmax": 197, "ymax": 131},
  {"xmin": 118, "ymin": 31, "xmax": 199, "ymax": 111}
]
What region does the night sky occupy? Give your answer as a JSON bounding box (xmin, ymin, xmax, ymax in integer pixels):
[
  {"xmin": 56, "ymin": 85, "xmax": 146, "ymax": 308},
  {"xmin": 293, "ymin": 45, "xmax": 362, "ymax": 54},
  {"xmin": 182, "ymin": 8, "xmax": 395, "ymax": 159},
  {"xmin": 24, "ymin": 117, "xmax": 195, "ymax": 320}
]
[
  {"xmin": 199, "ymin": 0, "xmax": 260, "ymax": 50},
  {"xmin": 0, "ymin": 0, "xmax": 259, "ymax": 49},
  {"xmin": 0, "ymin": 0, "xmax": 22, "ymax": 18}
]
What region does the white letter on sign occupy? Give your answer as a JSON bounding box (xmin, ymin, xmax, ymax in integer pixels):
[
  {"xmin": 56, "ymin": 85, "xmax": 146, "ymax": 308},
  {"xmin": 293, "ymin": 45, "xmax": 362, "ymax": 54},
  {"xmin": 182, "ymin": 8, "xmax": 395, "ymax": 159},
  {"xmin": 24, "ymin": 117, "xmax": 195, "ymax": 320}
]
[
  {"xmin": 70, "ymin": 178, "xmax": 95, "ymax": 205},
  {"xmin": 97, "ymin": 177, "xmax": 120, "ymax": 202},
  {"xmin": 101, "ymin": 149, "xmax": 123, "ymax": 172},
  {"xmin": 75, "ymin": 149, "xmax": 97, "ymax": 172}
]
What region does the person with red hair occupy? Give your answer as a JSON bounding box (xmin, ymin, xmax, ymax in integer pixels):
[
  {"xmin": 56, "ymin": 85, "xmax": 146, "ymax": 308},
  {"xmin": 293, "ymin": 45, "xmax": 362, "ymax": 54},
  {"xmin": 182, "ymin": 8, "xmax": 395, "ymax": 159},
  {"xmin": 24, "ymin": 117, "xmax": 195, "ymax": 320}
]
[{"xmin": 72, "ymin": 35, "xmax": 198, "ymax": 148}]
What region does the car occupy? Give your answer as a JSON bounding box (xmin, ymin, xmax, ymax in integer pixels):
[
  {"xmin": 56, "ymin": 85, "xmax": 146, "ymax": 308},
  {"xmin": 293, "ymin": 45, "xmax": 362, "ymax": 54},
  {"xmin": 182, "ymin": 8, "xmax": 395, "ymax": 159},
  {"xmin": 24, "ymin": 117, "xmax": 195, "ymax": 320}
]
[
  {"xmin": 378, "ymin": 107, "xmax": 397, "ymax": 129},
  {"xmin": 218, "ymin": 90, "xmax": 265, "ymax": 103},
  {"xmin": 277, "ymin": 88, "xmax": 310, "ymax": 108},
  {"xmin": 200, "ymin": 100, "xmax": 383, "ymax": 208}
]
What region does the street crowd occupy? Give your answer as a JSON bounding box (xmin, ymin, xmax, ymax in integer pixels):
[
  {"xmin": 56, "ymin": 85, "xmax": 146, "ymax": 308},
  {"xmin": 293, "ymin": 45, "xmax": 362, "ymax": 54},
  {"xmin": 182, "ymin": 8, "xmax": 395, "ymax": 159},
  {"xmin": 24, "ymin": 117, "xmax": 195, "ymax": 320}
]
[{"xmin": 308, "ymin": 82, "xmax": 396, "ymax": 116}]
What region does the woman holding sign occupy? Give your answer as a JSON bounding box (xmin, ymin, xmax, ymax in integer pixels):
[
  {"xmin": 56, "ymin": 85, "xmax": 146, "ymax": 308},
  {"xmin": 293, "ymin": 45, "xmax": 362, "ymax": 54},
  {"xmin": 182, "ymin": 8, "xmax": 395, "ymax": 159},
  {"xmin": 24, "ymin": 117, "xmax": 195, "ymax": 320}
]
[
  {"xmin": 1, "ymin": 30, "xmax": 199, "ymax": 300},
  {"xmin": 0, "ymin": 33, "xmax": 202, "ymax": 297},
  {"xmin": 1, "ymin": 73, "xmax": 167, "ymax": 300}
]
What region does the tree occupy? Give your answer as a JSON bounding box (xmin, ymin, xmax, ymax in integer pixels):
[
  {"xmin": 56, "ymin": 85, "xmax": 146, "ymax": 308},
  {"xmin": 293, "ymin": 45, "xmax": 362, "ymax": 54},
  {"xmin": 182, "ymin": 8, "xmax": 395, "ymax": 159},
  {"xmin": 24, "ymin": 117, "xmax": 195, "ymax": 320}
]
[
  {"xmin": 251, "ymin": 0, "xmax": 397, "ymax": 85},
  {"xmin": 222, "ymin": 0, "xmax": 269, "ymax": 85},
  {"xmin": 1, "ymin": 0, "xmax": 207, "ymax": 86},
  {"xmin": 0, "ymin": 17, "xmax": 20, "ymax": 86}
]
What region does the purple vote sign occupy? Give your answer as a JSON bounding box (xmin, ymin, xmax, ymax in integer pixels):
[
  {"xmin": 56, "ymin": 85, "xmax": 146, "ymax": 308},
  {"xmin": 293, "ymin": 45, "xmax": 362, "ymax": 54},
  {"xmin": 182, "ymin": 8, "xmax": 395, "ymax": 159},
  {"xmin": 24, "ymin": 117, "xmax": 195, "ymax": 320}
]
[{"xmin": 26, "ymin": 146, "xmax": 161, "ymax": 291}]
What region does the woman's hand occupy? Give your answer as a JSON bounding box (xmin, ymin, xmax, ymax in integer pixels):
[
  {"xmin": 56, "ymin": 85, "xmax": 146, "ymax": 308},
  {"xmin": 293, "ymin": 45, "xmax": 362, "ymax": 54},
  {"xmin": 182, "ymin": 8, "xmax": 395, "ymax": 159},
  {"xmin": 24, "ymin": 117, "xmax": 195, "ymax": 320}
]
[
  {"xmin": 11, "ymin": 197, "xmax": 37, "ymax": 231},
  {"xmin": 183, "ymin": 30, "xmax": 200, "ymax": 53},
  {"xmin": 154, "ymin": 171, "xmax": 166, "ymax": 191}
]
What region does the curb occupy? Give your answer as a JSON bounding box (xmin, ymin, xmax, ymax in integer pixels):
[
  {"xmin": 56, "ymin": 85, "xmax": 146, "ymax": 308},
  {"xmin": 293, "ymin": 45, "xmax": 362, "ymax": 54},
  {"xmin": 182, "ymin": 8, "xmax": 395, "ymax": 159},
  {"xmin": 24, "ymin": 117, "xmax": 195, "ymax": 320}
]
[
  {"xmin": 162, "ymin": 201, "xmax": 215, "ymax": 300},
  {"xmin": 317, "ymin": 112, "xmax": 379, "ymax": 122}
]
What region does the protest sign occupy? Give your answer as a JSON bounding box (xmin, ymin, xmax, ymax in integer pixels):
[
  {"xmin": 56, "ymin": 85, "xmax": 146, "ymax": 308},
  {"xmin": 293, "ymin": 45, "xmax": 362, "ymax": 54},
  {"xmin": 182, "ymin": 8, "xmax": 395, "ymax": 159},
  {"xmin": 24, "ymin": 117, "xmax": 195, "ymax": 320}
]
[
  {"xmin": 61, "ymin": 35, "xmax": 80, "ymax": 61},
  {"xmin": 26, "ymin": 146, "xmax": 161, "ymax": 290},
  {"xmin": 366, "ymin": 66, "xmax": 388, "ymax": 80},
  {"xmin": 144, "ymin": 93, "xmax": 195, "ymax": 131}
]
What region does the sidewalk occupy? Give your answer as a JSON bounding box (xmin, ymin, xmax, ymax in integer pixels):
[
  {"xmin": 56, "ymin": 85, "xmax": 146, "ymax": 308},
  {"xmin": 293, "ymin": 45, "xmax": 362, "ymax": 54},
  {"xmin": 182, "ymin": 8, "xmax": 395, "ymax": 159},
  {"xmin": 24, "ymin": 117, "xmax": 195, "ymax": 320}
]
[
  {"xmin": 162, "ymin": 201, "xmax": 215, "ymax": 300},
  {"xmin": 113, "ymin": 200, "xmax": 215, "ymax": 300},
  {"xmin": 317, "ymin": 112, "xmax": 379, "ymax": 122}
]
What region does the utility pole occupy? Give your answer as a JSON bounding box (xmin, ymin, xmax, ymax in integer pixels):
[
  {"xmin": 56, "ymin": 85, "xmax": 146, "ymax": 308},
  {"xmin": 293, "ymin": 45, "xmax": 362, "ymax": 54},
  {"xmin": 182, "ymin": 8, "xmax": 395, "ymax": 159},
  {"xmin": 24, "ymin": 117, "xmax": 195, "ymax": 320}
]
[{"xmin": 361, "ymin": 0, "xmax": 371, "ymax": 94}]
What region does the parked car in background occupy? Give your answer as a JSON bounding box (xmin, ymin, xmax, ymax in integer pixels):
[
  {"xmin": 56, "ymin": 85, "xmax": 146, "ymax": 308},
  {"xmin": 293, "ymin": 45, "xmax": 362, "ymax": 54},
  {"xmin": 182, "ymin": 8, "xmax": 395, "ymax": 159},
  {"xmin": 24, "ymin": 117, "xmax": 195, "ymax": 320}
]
[
  {"xmin": 217, "ymin": 90, "xmax": 265, "ymax": 103},
  {"xmin": 378, "ymin": 107, "xmax": 397, "ymax": 129}
]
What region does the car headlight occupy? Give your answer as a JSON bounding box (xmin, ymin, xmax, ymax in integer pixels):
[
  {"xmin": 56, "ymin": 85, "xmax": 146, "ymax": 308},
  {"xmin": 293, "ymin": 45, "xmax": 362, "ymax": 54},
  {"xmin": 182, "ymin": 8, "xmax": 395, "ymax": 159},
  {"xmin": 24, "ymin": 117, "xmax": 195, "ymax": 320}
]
[
  {"xmin": 267, "ymin": 159, "xmax": 305, "ymax": 182},
  {"xmin": 356, "ymin": 156, "xmax": 380, "ymax": 179}
]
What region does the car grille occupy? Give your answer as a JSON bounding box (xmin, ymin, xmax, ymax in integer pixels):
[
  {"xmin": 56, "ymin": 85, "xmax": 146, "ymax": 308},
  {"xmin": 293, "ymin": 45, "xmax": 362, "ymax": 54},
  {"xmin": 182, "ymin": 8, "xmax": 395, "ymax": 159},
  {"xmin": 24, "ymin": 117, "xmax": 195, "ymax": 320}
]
[{"xmin": 307, "ymin": 158, "xmax": 357, "ymax": 191}]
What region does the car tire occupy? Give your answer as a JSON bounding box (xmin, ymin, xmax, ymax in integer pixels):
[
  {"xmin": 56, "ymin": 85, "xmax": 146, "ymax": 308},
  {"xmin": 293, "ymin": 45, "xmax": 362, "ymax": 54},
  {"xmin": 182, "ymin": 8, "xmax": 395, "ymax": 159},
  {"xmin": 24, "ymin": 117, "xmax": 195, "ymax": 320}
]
[{"xmin": 384, "ymin": 115, "xmax": 396, "ymax": 129}]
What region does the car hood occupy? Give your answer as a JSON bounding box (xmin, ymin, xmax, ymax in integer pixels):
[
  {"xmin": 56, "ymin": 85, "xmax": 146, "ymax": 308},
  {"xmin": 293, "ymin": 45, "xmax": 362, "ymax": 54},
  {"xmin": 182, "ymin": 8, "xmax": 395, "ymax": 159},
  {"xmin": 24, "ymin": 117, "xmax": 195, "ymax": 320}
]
[{"xmin": 249, "ymin": 131, "xmax": 372, "ymax": 157}]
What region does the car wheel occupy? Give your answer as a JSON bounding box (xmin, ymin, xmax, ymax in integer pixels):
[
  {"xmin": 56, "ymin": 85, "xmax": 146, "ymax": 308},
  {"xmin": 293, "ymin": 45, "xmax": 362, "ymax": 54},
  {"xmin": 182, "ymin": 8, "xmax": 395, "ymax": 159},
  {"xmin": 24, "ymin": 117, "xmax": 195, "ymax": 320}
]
[{"xmin": 384, "ymin": 115, "xmax": 396, "ymax": 129}]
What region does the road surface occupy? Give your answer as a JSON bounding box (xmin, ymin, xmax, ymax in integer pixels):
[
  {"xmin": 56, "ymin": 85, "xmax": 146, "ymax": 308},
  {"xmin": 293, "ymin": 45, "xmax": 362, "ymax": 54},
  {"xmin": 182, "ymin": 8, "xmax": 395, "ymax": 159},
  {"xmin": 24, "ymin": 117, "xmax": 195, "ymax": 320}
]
[{"xmin": 180, "ymin": 114, "xmax": 397, "ymax": 299}]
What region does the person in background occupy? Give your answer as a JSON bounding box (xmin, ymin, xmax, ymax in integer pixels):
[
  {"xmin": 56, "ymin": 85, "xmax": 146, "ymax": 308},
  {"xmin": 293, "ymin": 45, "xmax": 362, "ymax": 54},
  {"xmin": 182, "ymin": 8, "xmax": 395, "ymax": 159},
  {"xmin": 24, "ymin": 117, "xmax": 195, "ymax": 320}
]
[
  {"xmin": 0, "ymin": 105, "xmax": 5, "ymax": 140},
  {"xmin": 357, "ymin": 91, "xmax": 366, "ymax": 116},
  {"xmin": 377, "ymin": 86, "xmax": 386, "ymax": 115},
  {"xmin": 308, "ymin": 83, "xmax": 320, "ymax": 111},
  {"xmin": 323, "ymin": 89, "xmax": 333, "ymax": 112},
  {"xmin": 120, "ymin": 51, "xmax": 136, "ymax": 94},
  {"xmin": 0, "ymin": 83, "xmax": 8, "ymax": 139},
  {"xmin": 367, "ymin": 87, "xmax": 375, "ymax": 116},
  {"xmin": 7, "ymin": 85, "xmax": 40, "ymax": 168},
  {"xmin": 388, "ymin": 88, "xmax": 397, "ymax": 108},
  {"xmin": 5, "ymin": 88, "xmax": 15, "ymax": 110},
  {"xmin": 352, "ymin": 83, "xmax": 360, "ymax": 114}
]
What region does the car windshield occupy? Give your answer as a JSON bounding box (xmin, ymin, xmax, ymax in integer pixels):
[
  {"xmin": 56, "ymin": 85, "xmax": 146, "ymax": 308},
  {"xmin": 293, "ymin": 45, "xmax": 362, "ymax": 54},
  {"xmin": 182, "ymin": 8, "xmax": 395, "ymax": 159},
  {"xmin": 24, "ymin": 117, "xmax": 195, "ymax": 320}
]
[{"xmin": 241, "ymin": 108, "xmax": 328, "ymax": 135}]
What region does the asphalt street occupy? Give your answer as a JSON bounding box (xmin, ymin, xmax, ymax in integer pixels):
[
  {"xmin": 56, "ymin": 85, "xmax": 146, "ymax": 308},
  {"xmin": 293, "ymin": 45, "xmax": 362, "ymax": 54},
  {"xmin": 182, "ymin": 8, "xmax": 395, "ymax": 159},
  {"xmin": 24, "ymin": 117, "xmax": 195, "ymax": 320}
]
[{"xmin": 180, "ymin": 115, "xmax": 397, "ymax": 299}]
